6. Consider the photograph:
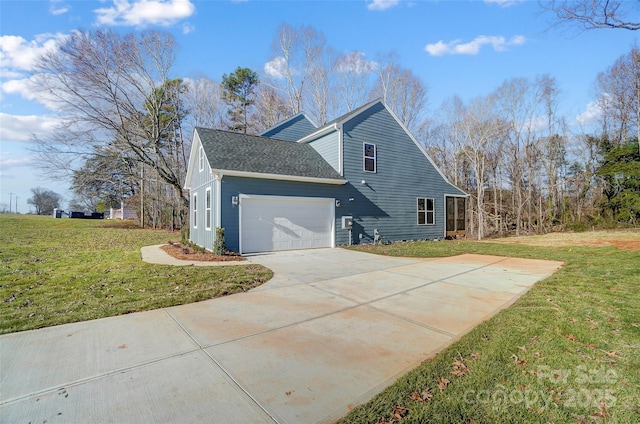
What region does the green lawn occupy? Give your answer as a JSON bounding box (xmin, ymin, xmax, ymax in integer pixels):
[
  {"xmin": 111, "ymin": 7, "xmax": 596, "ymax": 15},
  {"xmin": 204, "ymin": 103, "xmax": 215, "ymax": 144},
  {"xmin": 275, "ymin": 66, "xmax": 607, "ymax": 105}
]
[
  {"xmin": 339, "ymin": 240, "xmax": 640, "ymax": 423},
  {"xmin": 0, "ymin": 214, "xmax": 272, "ymax": 334}
]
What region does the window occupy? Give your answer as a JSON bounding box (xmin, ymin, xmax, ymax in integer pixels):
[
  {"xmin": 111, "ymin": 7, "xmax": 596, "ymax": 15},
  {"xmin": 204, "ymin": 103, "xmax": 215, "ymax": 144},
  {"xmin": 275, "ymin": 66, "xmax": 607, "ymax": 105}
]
[
  {"xmin": 205, "ymin": 188, "xmax": 211, "ymax": 230},
  {"xmin": 417, "ymin": 198, "xmax": 434, "ymax": 225},
  {"xmin": 192, "ymin": 193, "xmax": 198, "ymax": 228},
  {"xmin": 198, "ymin": 146, "xmax": 204, "ymax": 172},
  {"xmin": 363, "ymin": 143, "xmax": 376, "ymax": 173}
]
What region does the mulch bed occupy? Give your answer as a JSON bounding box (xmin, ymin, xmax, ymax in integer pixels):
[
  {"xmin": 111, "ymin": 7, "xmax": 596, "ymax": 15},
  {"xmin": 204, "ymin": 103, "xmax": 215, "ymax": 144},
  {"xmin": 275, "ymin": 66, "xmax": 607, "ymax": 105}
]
[{"xmin": 161, "ymin": 242, "xmax": 246, "ymax": 262}]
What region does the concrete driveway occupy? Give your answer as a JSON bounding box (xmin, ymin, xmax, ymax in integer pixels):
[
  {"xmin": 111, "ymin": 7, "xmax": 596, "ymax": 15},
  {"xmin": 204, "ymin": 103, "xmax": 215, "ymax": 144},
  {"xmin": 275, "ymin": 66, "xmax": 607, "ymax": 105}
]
[{"xmin": 1, "ymin": 248, "xmax": 563, "ymax": 424}]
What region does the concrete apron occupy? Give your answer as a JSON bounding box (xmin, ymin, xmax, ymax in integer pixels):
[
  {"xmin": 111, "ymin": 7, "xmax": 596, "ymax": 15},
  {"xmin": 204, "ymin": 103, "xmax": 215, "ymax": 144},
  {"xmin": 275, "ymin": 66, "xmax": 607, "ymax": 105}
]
[{"xmin": 0, "ymin": 249, "xmax": 563, "ymax": 424}]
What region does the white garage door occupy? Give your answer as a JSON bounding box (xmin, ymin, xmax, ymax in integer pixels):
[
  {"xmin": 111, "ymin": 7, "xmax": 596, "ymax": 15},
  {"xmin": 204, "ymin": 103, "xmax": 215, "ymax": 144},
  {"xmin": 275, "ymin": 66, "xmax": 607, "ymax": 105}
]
[{"xmin": 240, "ymin": 195, "xmax": 335, "ymax": 254}]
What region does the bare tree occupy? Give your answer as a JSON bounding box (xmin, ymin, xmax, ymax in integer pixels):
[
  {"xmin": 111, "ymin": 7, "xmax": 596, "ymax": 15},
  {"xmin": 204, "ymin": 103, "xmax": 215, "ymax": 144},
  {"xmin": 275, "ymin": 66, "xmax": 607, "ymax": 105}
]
[
  {"xmin": 266, "ymin": 24, "xmax": 326, "ymax": 116},
  {"xmin": 493, "ymin": 78, "xmax": 544, "ymax": 236},
  {"xmin": 596, "ymin": 46, "xmax": 640, "ymax": 148},
  {"xmin": 252, "ymin": 84, "xmax": 292, "ymax": 133},
  {"xmin": 307, "ymin": 45, "xmax": 335, "ymax": 126},
  {"xmin": 31, "ymin": 29, "xmax": 190, "ymax": 226},
  {"xmin": 334, "ymin": 51, "xmax": 376, "ymax": 114},
  {"xmin": 182, "ymin": 76, "xmax": 225, "ymax": 132},
  {"xmin": 538, "ymin": 74, "xmax": 567, "ymax": 225},
  {"xmin": 27, "ymin": 187, "xmax": 62, "ymax": 215},
  {"xmin": 456, "ymin": 96, "xmax": 505, "ymax": 239},
  {"xmin": 372, "ymin": 53, "xmax": 428, "ymax": 131},
  {"xmin": 544, "ymin": 0, "xmax": 640, "ymax": 31}
]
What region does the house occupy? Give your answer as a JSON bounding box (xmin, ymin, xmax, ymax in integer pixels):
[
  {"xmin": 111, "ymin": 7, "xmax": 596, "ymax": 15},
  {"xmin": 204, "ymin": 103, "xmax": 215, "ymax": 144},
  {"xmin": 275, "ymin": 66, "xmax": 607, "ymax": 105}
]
[{"xmin": 183, "ymin": 99, "xmax": 466, "ymax": 255}]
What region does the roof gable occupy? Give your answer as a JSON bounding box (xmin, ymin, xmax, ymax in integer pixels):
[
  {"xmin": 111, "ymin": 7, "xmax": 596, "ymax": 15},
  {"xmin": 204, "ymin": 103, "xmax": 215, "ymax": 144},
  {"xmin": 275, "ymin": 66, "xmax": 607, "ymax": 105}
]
[
  {"xmin": 260, "ymin": 112, "xmax": 317, "ymax": 141},
  {"xmin": 195, "ymin": 128, "xmax": 344, "ymax": 182},
  {"xmin": 296, "ymin": 98, "xmax": 461, "ymax": 190},
  {"xmin": 297, "ymin": 98, "xmax": 382, "ymax": 144}
]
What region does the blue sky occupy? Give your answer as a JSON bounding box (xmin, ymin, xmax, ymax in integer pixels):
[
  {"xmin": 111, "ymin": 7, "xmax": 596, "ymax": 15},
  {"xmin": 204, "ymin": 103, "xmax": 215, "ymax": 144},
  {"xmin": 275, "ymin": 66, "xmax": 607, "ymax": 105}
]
[{"xmin": 0, "ymin": 0, "xmax": 636, "ymax": 213}]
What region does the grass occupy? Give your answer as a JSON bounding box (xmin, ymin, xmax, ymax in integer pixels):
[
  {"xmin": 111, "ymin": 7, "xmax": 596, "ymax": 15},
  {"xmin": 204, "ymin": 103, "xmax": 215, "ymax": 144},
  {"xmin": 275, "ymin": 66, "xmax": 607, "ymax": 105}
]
[
  {"xmin": 0, "ymin": 214, "xmax": 272, "ymax": 334},
  {"xmin": 339, "ymin": 239, "xmax": 640, "ymax": 423}
]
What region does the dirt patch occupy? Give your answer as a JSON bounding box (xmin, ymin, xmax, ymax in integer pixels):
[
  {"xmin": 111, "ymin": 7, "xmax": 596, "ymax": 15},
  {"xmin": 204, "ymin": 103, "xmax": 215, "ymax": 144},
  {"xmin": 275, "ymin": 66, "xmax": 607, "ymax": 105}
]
[
  {"xmin": 487, "ymin": 229, "xmax": 640, "ymax": 251},
  {"xmin": 581, "ymin": 239, "xmax": 640, "ymax": 251},
  {"xmin": 161, "ymin": 242, "xmax": 245, "ymax": 262}
]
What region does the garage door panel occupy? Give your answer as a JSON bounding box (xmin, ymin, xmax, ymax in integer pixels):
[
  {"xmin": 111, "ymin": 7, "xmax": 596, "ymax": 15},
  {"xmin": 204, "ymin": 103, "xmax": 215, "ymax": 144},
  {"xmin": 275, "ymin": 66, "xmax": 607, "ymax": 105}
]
[{"xmin": 241, "ymin": 196, "xmax": 334, "ymax": 254}]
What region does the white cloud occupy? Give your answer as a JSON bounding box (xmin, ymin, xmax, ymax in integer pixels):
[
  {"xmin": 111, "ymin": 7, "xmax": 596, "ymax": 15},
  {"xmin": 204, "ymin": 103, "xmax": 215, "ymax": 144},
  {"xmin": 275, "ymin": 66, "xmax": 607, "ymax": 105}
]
[
  {"xmin": 264, "ymin": 56, "xmax": 290, "ymax": 79},
  {"xmin": 367, "ymin": 0, "xmax": 400, "ymax": 11},
  {"xmin": 0, "ymin": 75, "xmax": 65, "ymax": 111},
  {"xmin": 575, "ymin": 100, "xmax": 603, "ymax": 126},
  {"xmin": 49, "ymin": 0, "xmax": 70, "ymax": 15},
  {"xmin": 0, "ymin": 152, "xmax": 33, "ymax": 170},
  {"xmin": 0, "ymin": 113, "xmax": 60, "ymax": 143},
  {"xmin": 335, "ymin": 51, "xmax": 378, "ymax": 74},
  {"xmin": 0, "ymin": 33, "xmax": 67, "ymax": 72},
  {"xmin": 182, "ymin": 22, "xmax": 195, "ymax": 34},
  {"xmin": 94, "ymin": 0, "xmax": 195, "ymax": 27},
  {"xmin": 425, "ymin": 35, "xmax": 526, "ymax": 56},
  {"xmin": 483, "ymin": 0, "xmax": 523, "ymax": 7}
]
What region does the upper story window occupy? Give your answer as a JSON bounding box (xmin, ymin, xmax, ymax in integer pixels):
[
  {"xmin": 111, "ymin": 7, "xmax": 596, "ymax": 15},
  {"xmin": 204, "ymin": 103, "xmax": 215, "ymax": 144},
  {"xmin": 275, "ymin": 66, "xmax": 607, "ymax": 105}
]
[
  {"xmin": 417, "ymin": 197, "xmax": 435, "ymax": 225},
  {"xmin": 364, "ymin": 143, "xmax": 376, "ymax": 173},
  {"xmin": 198, "ymin": 146, "xmax": 204, "ymax": 172}
]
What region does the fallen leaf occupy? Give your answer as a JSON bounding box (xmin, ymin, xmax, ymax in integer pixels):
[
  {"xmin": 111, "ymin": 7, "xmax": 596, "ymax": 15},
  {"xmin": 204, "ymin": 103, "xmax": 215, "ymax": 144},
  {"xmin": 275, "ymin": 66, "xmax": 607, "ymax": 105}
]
[
  {"xmin": 409, "ymin": 389, "xmax": 433, "ymax": 403},
  {"xmin": 571, "ymin": 413, "xmax": 588, "ymax": 424},
  {"xmin": 392, "ymin": 406, "xmax": 408, "ymax": 420},
  {"xmin": 592, "ymin": 402, "xmax": 608, "ymax": 418},
  {"xmin": 563, "ymin": 334, "xmax": 577, "ymax": 341},
  {"xmin": 452, "ymin": 359, "xmax": 471, "ymax": 377},
  {"xmin": 603, "ymin": 350, "xmax": 620, "ymax": 357},
  {"xmin": 437, "ymin": 377, "xmax": 450, "ymax": 392}
]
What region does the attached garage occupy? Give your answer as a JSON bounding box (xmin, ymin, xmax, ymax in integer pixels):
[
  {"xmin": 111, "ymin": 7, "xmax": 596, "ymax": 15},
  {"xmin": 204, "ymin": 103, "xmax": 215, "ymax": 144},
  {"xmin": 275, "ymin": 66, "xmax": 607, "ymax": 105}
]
[{"xmin": 239, "ymin": 195, "xmax": 335, "ymax": 254}]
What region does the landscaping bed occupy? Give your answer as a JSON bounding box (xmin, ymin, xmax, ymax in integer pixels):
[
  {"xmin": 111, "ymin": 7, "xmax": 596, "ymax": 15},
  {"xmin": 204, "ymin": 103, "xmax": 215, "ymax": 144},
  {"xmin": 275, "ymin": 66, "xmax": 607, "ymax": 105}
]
[{"xmin": 161, "ymin": 241, "xmax": 245, "ymax": 262}]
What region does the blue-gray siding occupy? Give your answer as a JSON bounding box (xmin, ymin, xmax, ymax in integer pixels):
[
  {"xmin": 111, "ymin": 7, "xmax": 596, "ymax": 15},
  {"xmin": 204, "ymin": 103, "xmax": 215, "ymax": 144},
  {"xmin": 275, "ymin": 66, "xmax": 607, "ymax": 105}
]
[
  {"xmin": 340, "ymin": 102, "xmax": 465, "ymax": 243},
  {"xmin": 188, "ymin": 134, "xmax": 216, "ymax": 250},
  {"xmin": 187, "ymin": 101, "xmax": 466, "ymax": 253},
  {"xmin": 261, "ymin": 114, "xmax": 316, "ymax": 142},
  {"xmin": 307, "ymin": 130, "xmax": 340, "ymax": 173},
  {"xmin": 220, "ymin": 176, "xmax": 357, "ymax": 252}
]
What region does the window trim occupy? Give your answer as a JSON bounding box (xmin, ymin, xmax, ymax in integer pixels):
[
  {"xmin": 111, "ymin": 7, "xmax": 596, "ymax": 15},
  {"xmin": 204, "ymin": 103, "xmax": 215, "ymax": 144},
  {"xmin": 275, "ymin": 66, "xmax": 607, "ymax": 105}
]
[
  {"xmin": 192, "ymin": 193, "xmax": 198, "ymax": 229},
  {"xmin": 363, "ymin": 142, "xmax": 376, "ymax": 173},
  {"xmin": 198, "ymin": 146, "xmax": 204, "ymax": 172},
  {"xmin": 417, "ymin": 197, "xmax": 435, "ymax": 226},
  {"xmin": 205, "ymin": 187, "xmax": 212, "ymax": 231}
]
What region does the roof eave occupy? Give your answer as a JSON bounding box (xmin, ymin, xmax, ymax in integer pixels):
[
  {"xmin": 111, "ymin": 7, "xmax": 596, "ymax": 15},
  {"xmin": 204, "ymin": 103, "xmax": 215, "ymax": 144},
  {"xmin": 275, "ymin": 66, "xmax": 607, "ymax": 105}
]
[
  {"xmin": 214, "ymin": 169, "xmax": 347, "ymax": 185},
  {"xmin": 296, "ymin": 123, "xmax": 339, "ymax": 144}
]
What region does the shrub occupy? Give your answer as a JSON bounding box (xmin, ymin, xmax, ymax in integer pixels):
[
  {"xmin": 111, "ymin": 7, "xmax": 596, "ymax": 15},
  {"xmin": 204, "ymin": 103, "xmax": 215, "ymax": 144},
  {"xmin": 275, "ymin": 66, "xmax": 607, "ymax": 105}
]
[{"xmin": 213, "ymin": 227, "xmax": 226, "ymax": 256}]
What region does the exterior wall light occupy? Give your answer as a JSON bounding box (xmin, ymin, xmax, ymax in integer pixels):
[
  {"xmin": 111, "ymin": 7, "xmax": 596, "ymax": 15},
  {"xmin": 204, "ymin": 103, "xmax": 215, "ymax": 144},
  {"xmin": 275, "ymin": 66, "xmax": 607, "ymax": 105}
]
[{"xmin": 232, "ymin": 196, "xmax": 239, "ymax": 206}]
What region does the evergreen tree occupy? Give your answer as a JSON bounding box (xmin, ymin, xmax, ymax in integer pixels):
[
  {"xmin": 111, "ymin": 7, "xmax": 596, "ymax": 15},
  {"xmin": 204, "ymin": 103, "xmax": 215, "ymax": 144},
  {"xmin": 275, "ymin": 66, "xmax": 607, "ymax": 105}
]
[
  {"xmin": 597, "ymin": 139, "xmax": 640, "ymax": 223},
  {"xmin": 221, "ymin": 67, "xmax": 259, "ymax": 134}
]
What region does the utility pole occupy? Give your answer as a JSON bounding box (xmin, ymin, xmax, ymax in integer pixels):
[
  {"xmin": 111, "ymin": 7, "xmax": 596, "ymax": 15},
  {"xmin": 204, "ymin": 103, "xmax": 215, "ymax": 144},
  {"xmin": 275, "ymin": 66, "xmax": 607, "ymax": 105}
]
[
  {"xmin": 9, "ymin": 193, "xmax": 13, "ymax": 214},
  {"xmin": 15, "ymin": 196, "xmax": 19, "ymax": 214}
]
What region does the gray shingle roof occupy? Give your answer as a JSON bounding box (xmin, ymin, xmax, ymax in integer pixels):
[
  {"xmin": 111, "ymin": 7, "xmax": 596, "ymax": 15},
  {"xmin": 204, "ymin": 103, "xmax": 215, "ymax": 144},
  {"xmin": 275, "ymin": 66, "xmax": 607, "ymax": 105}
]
[{"xmin": 196, "ymin": 128, "xmax": 345, "ymax": 182}]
